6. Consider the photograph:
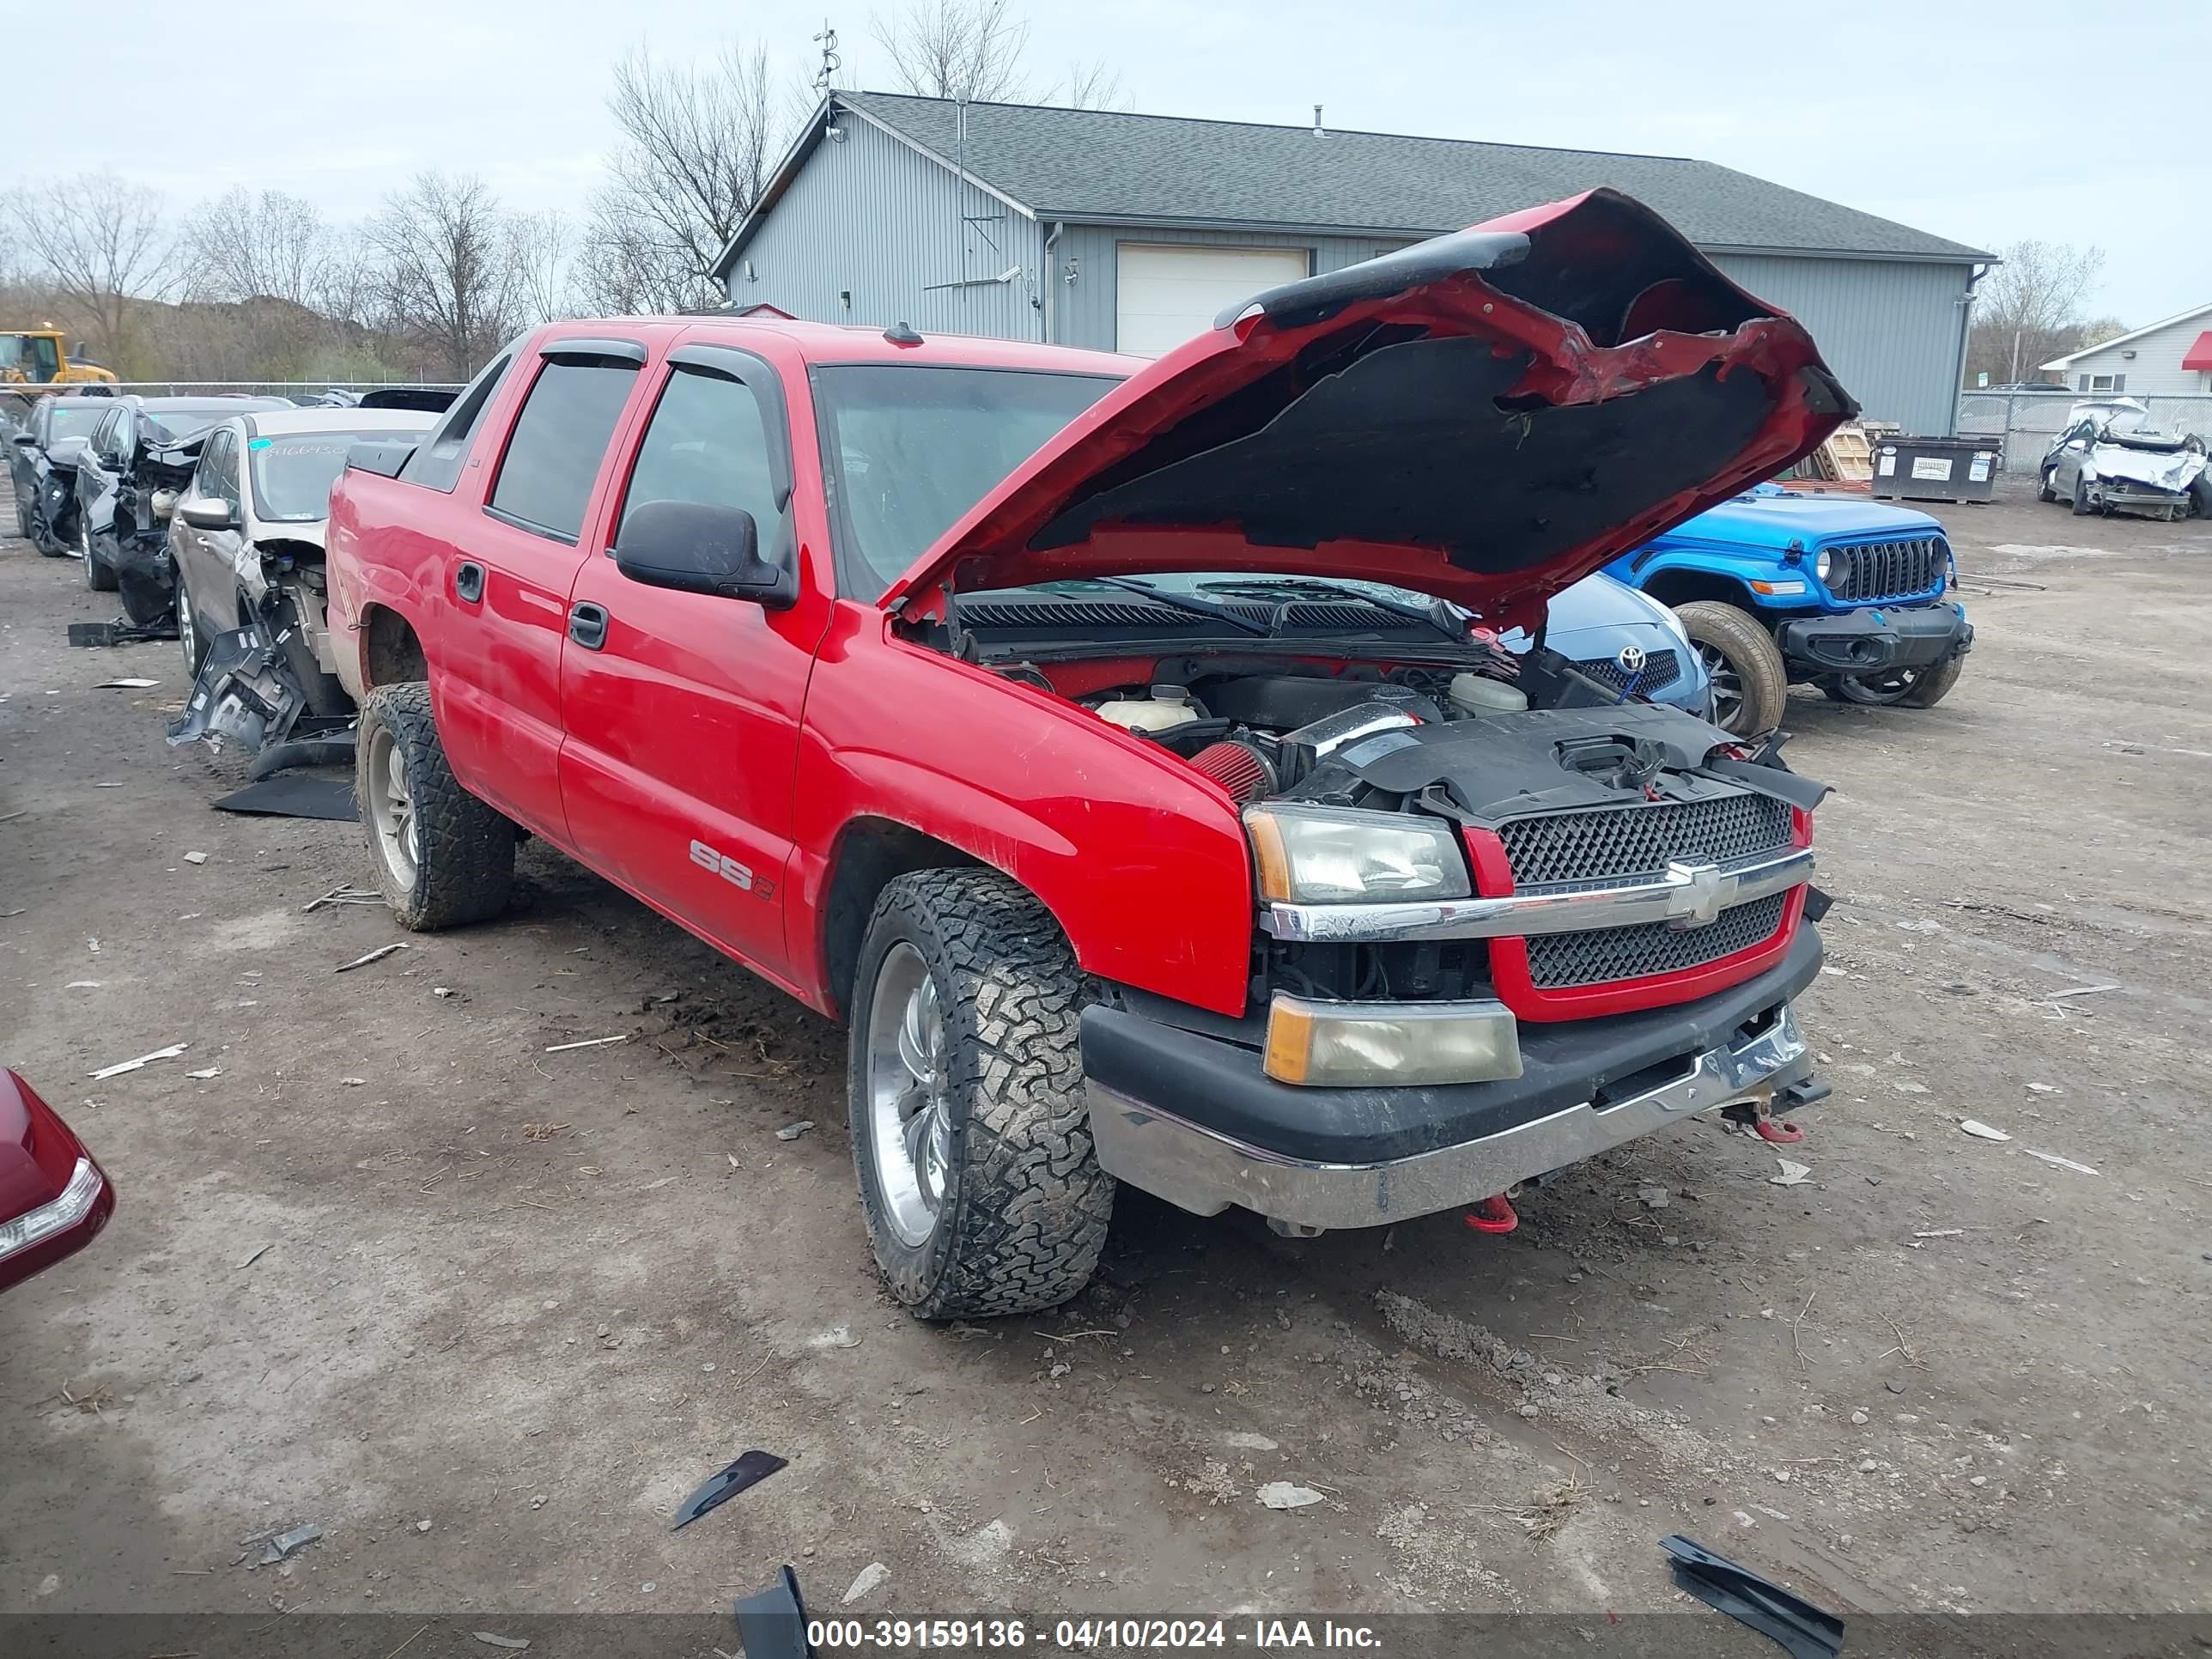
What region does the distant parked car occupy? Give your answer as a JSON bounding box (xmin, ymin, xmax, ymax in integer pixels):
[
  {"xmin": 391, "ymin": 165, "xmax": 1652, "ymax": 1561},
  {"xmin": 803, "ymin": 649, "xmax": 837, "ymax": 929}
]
[
  {"xmin": 72, "ymin": 395, "xmax": 289, "ymax": 623},
  {"xmin": 2038, "ymin": 400, "xmax": 2210, "ymax": 520},
  {"xmin": 303, "ymin": 386, "xmax": 459, "ymax": 414},
  {"xmin": 6, "ymin": 393, "xmax": 109, "ymax": 555},
  {"xmin": 1603, "ymin": 483, "xmax": 1972, "ymax": 735},
  {"xmin": 170, "ymin": 406, "xmax": 438, "ymax": 690},
  {"xmin": 0, "ymin": 1069, "xmax": 113, "ymax": 1295}
]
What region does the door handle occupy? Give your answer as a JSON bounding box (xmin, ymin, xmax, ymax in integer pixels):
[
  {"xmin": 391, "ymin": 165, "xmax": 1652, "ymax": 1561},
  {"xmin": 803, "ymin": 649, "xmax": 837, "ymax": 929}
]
[
  {"xmin": 453, "ymin": 561, "xmax": 486, "ymax": 604},
  {"xmin": 568, "ymin": 601, "xmax": 609, "ymax": 651}
]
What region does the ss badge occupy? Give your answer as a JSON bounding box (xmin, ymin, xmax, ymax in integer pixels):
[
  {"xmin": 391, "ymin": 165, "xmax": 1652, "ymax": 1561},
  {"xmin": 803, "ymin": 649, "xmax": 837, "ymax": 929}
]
[{"xmin": 689, "ymin": 838, "xmax": 754, "ymax": 891}]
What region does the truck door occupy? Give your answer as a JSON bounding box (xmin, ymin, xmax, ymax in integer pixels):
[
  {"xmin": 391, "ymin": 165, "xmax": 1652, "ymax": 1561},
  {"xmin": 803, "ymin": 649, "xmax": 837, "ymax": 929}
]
[
  {"xmin": 434, "ymin": 342, "xmax": 647, "ymax": 842},
  {"xmin": 557, "ymin": 343, "xmax": 812, "ymax": 981}
]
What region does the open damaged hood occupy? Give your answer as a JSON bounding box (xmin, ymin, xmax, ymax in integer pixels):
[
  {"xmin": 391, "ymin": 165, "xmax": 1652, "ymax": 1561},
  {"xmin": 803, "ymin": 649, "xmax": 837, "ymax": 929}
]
[
  {"xmin": 884, "ymin": 188, "xmax": 1854, "ymax": 628},
  {"xmin": 2092, "ymin": 435, "xmax": 2207, "ymax": 495}
]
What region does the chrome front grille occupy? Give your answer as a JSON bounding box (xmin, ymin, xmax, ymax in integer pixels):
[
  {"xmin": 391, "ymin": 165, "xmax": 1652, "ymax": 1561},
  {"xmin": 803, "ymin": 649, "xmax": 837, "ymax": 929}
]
[
  {"xmin": 1571, "ymin": 649, "xmax": 1682, "ymax": 696},
  {"xmin": 1826, "ymin": 536, "xmax": 1948, "ymax": 603},
  {"xmin": 1498, "ymin": 794, "xmax": 1796, "ymax": 890},
  {"xmin": 1524, "ymin": 893, "xmax": 1789, "ymax": 988}
]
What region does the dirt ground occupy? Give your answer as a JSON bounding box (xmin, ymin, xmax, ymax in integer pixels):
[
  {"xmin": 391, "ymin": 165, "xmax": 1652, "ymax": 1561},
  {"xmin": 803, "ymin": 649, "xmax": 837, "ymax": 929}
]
[{"xmin": 2, "ymin": 477, "xmax": 2208, "ymax": 1639}]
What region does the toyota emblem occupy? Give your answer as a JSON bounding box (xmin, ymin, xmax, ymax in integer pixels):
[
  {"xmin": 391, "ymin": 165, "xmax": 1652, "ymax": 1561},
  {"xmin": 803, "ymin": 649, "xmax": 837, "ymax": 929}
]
[{"xmin": 1615, "ymin": 644, "xmax": 1648, "ymax": 675}]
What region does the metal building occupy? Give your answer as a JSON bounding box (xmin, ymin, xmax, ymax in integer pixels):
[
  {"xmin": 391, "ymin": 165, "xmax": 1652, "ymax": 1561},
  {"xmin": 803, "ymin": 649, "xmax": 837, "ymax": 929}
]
[{"xmin": 714, "ymin": 93, "xmax": 1988, "ymax": 434}]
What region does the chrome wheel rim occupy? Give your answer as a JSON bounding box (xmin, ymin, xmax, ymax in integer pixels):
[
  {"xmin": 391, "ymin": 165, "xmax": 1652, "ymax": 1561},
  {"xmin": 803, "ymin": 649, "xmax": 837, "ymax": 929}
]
[
  {"xmin": 176, "ymin": 584, "xmax": 198, "ymax": 672},
  {"xmin": 365, "ymin": 725, "xmax": 419, "ymax": 888},
  {"xmin": 864, "ymin": 942, "xmax": 954, "ymax": 1249},
  {"xmin": 1698, "ymin": 643, "xmax": 1746, "ymax": 730}
]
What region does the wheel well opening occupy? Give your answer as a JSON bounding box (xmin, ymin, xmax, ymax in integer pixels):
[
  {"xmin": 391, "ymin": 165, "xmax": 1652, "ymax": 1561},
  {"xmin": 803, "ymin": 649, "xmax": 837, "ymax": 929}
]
[
  {"xmin": 1640, "ymin": 570, "xmax": 1759, "ymax": 611},
  {"xmin": 822, "ymin": 819, "xmax": 981, "ymax": 1018},
  {"xmin": 363, "ymin": 605, "xmax": 428, "ymax": 688}
]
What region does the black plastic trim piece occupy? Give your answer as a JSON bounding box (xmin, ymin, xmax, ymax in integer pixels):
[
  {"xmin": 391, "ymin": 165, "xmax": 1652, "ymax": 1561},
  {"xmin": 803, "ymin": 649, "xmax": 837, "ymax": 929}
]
[{"xmin": 1659, "ymin": 1535, "xmax": 1844, "ymax": 1659}]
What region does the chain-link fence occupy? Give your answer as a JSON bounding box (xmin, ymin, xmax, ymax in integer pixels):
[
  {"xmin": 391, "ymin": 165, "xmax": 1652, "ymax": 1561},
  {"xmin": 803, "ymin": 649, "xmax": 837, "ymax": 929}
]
[{"xmin": 1955, "ymin": 388, "xmax": 2212, "ymax": 477}]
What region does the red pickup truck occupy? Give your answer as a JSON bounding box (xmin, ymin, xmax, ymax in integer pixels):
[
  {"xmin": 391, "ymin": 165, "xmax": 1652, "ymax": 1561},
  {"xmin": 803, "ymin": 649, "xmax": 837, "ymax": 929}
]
[{"xmin": 326, "ymin": 189, "xmax": 1846, "ymax": 1319}]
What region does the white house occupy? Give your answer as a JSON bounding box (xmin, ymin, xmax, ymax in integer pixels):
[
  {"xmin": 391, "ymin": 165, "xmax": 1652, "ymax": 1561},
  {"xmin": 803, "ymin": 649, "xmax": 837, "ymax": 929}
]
[{"xmin": 2042, "ymin": 301, "xmax": 2212, "ymax": 397}]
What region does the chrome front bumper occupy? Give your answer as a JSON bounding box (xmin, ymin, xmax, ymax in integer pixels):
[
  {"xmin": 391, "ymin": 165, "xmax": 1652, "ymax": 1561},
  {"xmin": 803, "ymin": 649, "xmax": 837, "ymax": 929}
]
[{"xmin": 1088, "ymin": 1004, "xmax": 1810, "ymax": 1231}]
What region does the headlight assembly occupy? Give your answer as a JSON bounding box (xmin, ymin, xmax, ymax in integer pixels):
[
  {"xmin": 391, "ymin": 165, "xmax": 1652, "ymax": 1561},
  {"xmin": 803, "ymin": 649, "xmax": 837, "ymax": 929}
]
[
  {"xmin": 1243, "ymin": 805, "xmax": 1471, "ymax": 904},
  {"xmin": 1814, "ymin": 549, "xmax": 1834, "ymax": 583}
]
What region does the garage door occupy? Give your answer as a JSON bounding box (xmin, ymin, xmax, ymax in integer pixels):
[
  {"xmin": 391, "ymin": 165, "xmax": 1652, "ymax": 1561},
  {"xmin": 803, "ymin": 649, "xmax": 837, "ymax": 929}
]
[{"xmin": 1115, "ymin": 244, "xmax": 1311, "ymax": 358}]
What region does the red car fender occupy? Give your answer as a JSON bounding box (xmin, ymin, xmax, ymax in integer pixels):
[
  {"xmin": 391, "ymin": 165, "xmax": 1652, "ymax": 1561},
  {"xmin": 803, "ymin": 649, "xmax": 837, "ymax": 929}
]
[{"xmin": 787, "ymin": 608, "xmax": 1256, "ymax": 1017}]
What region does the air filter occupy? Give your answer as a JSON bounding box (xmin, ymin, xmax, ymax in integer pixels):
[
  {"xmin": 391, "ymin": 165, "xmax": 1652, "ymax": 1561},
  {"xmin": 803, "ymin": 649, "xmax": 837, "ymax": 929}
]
[{"xmin": 1188, "ymin": 740, "xmax": 1276, "ymax": 802}]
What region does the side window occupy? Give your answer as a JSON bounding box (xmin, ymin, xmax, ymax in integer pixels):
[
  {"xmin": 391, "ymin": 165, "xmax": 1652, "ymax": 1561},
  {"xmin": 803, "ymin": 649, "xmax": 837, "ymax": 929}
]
[
  {"xmin": 400, "ymin": 350, "xmax": 514, "ymax": 494},
  {"xmin": 204, "ymin": 432, "xmax": 240, "ymax": 508},
  {"xmin": 616, "ymin": 366, "xmax": 781, "ymax": 546},
  {"xmin": 93, "ymin": 410, "xmax": 121, "ymax": 460},
  {"xmin": 486, "ymin": 358, "xmax": 641, "ymax": 544}
]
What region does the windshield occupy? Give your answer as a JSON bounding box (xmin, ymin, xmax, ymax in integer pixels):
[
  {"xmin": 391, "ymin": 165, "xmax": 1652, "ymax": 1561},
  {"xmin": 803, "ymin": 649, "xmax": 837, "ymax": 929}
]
[
  {"xmin": 50, "ymin": 407, "xmax": 105, "ymax": 441},
  {"xmin": 813, "ymin": 365, "xmax": 1119, "ymax": 592},
  {"xmin": 249, "ymin": 430, "xmax": 386, "ymax": 522}
]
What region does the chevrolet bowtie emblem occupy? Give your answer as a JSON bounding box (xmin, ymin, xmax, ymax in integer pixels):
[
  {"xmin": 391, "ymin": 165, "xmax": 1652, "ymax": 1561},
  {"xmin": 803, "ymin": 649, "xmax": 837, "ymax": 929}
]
[{"xmin": 1665, "ymin": 860, "xmax": 1728, "ymax": 928}]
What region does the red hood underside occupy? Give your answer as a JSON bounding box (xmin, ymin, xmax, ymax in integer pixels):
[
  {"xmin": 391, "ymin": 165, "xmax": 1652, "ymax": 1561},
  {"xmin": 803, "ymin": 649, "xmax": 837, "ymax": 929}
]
[{"xmin": 884, "ymin": 188, "xmax": 1854, "ymax": 630}]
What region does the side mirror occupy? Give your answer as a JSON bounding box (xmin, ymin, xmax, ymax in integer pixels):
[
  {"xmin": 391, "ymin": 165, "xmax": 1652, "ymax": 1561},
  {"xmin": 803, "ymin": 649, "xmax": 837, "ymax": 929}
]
[
  {"xmin": 9, "ymin": 431, "xmax": 34, "ymax": 447},
  {"xmin": 613, "ymin": 499, "xmax": 795, "ymax": 608},
  {"xmin": 179, "ymin": 495, "xmax": 238, "ymax": 531}
]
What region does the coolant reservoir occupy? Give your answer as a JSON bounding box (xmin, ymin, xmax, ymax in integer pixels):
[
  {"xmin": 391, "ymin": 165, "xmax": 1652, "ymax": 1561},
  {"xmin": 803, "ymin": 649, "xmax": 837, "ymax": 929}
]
[
  {"xmin": 1449, "ymin": 672, "xmax": 1528, "ymax": 715},
  {"xmin": 1095, "ymin": 684, "xmax": 1202, "ymax": 732}
]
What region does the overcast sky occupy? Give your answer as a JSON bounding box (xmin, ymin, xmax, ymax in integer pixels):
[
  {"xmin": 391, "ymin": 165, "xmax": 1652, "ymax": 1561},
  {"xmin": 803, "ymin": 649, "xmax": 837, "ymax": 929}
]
[{"xmin": 13, "ymin": 0, "xmax": 2207, "ymax": 327}]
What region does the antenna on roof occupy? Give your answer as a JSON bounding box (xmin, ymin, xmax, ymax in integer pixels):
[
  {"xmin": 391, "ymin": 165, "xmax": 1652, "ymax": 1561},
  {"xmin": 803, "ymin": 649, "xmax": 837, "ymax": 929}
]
[
  {"xmin": 1312, "ymin": 104, "xmax": 1324, "ymax": 137},
  {"xmin": 812, "ymin": 21, "xmax": 841, "ymax": 95}
]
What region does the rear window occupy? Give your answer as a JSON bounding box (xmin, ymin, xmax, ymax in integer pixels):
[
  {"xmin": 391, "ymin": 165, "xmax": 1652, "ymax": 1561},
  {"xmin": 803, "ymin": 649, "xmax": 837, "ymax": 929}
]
[
  {"xmin": 144, "ymin": 406, "xmax": 242, "ymax": 443},
  {"xmin": 486, "ymin": 359, "xmax": 640, "ymax": 543},
  {"xmin": 49, "ymin": 407, "xmax": 104, "ymax": 441}
]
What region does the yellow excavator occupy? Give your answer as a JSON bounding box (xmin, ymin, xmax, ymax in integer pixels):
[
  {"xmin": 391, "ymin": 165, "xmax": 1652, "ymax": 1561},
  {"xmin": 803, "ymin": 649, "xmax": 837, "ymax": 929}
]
[{"xmin": 0, "ymin": 326, "xmax": 118, "ymax": 388}]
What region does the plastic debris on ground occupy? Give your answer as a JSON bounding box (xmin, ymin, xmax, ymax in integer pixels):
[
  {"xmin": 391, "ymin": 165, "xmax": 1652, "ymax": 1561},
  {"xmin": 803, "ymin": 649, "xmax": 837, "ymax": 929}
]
[
  {"xmin": 1637, "ymin": 1185, "xmax": 1669, "ymax": 1209},
  {"xmin": 1256, "ymin": 1482, "xmax": 1326, "ymax": 1510},
  {"xmin": 734, "ymin": 1565, "xmax": 811, "ymax": 1659},
  {"xmin": 672, "ymin": 1449, "xmax": 789, "ymax": 1531},
  {"xmin": 775, "ymin": 1121, "xmax": 815, "ymax": 1141},
  {"xmin": 472, "ymin": 1635, "xmax": 531, "ymax": 1650},
  {"xmin": 89, "ymin": 1042, "xmax": 190, "ymax": 1079},
  {"xmin": 841, "ymin": 1562, "xmax": 889, "ymax": 1604},
  {"xmin": 1958, "ymin": 1120, "xmax": 2012, "ymax": 1142},
  {"xmin": 254, "ymin": 1523, "xmax": 321, "ymax": 1566},
  {"xmin": 1770, "ymin": 1159, "xmax": 1813, "ymax": 1186},
  {"xmin": 95, "ymin": 678, "xmax": 161, "ymax": 690},
  {"xmin": 2023, "ymin": 1148, "xmax": 2099, "ymax": 1176},
  {"xmin": 213, "ymin": 774, "xmax": 356, "ymax": 821},
  {"xmin": 1659, "ymin": 1534, "xmax": 1844, "ymax": 1659}
]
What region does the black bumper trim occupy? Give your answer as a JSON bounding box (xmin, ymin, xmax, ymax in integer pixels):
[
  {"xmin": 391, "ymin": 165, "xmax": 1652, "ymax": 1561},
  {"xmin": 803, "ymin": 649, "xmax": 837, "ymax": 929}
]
[
  {"xmin": 1080, "ymin": 927, "xmax": 1826, "ymax": 1165},
  {"xmin": 1778, "ymin": 604, "xmax": 1971, "ymax": 675}
]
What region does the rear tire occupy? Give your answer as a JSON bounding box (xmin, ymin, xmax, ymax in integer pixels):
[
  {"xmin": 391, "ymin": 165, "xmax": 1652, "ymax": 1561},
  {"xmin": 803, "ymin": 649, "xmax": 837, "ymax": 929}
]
[
  {"xmin": 1674, "ymin": 599, "xmax": 1788, "ymax": 738},
  {"xmin": 357, "ymin": 681, "xmax": 515, "ymax": 931},
  {"xmin": 848, "ymin": 868, "xmax": 1114, "ymax": 1320}
]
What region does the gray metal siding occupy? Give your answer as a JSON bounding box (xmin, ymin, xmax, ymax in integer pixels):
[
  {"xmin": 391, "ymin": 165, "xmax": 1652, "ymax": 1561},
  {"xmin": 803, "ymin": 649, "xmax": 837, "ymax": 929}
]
[
  {"xmin": 1710, "ymin": 252, "xmax": 1972, "ymax": 436},
  {"xmin": 2048, "ymin": 314, "xmax": 2212, "ymax": 397},
  {"xmin": 1050, "ymin": 224, "xmax": 1411, "ymax": 351},
  {"xmin": 732, "ymin": 117, "xmax": 1045, "ymax": 342}
]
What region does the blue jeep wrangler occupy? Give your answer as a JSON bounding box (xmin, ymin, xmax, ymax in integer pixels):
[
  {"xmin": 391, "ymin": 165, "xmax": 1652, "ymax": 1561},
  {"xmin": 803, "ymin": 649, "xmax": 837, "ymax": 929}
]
[{"xmin": 1602, "ymin": 483, "xmax": 1973, "ymax": 736}]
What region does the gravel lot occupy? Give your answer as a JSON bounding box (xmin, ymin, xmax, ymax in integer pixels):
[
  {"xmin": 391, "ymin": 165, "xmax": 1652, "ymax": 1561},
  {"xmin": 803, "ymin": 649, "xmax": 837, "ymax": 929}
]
[{"xmin": 2, "ymin": 479, "xmax": 2207, "ymax": 1633}]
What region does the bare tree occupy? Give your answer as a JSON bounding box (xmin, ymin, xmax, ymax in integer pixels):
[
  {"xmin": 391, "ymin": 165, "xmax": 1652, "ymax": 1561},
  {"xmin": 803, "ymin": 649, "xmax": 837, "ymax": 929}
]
[
  {"xmin": 872, "ymin": 0, "xmax": 1030, "ymax": 101},
  {"xmin": 576, "ymin": 42, "xmax": 789, "ymax": 314},
  {"xmin": 1051, "ymin": 59, "xmax": 1126, "ymax": 111},
  {"xmin": 178, "ymin": 188, "xmax": 329, "ymax": 306},
  {"xmin": 0, "ymin": 172, "xmax": 173, "ymax": 357},
  {"xmin": 366, "ymin": 171, "xmax": 523, "ymax": 380},
  {"xmin": 1966, "ymin": 240, "xmax": 2107, "ymax": 386},
  {"xmin": 509, "ymin": 210, "xmax": 574, "ymax": 326}
]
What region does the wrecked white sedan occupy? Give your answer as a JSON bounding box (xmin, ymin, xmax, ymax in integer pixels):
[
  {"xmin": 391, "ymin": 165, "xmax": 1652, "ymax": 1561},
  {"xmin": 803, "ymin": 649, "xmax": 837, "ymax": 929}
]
[{"xmin": 2039, "ymin": 398, "xmax": 2210, "ymax": 520}]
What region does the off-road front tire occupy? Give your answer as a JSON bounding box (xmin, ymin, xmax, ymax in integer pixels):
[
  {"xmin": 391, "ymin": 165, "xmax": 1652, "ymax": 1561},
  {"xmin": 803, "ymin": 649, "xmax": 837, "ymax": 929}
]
[
  {"xmin": 357, "ymin": 681, "xmax": 515, "ymax": 931},
  {"xmin": 1675, "ymin": 599, "xmax": 1788, "ymax": 738},
  {"xmin": 1899, "ymin": 655, "xmax": 1964, "ymax": 708},
  {"xmin": 848, "ymin": 868, "xmax": 1114, "ymax": 1320}
]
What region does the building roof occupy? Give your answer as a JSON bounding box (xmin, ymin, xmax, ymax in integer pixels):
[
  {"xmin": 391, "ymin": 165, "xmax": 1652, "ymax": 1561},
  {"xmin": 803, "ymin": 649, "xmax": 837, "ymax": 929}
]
[
  {"xmin": 2040, "ymin": 299, "xmax": 2212, "ymax": 369},
  {"xmin": 743, "ymin": 91, "xmax": 1986, "ymax": 265}
]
